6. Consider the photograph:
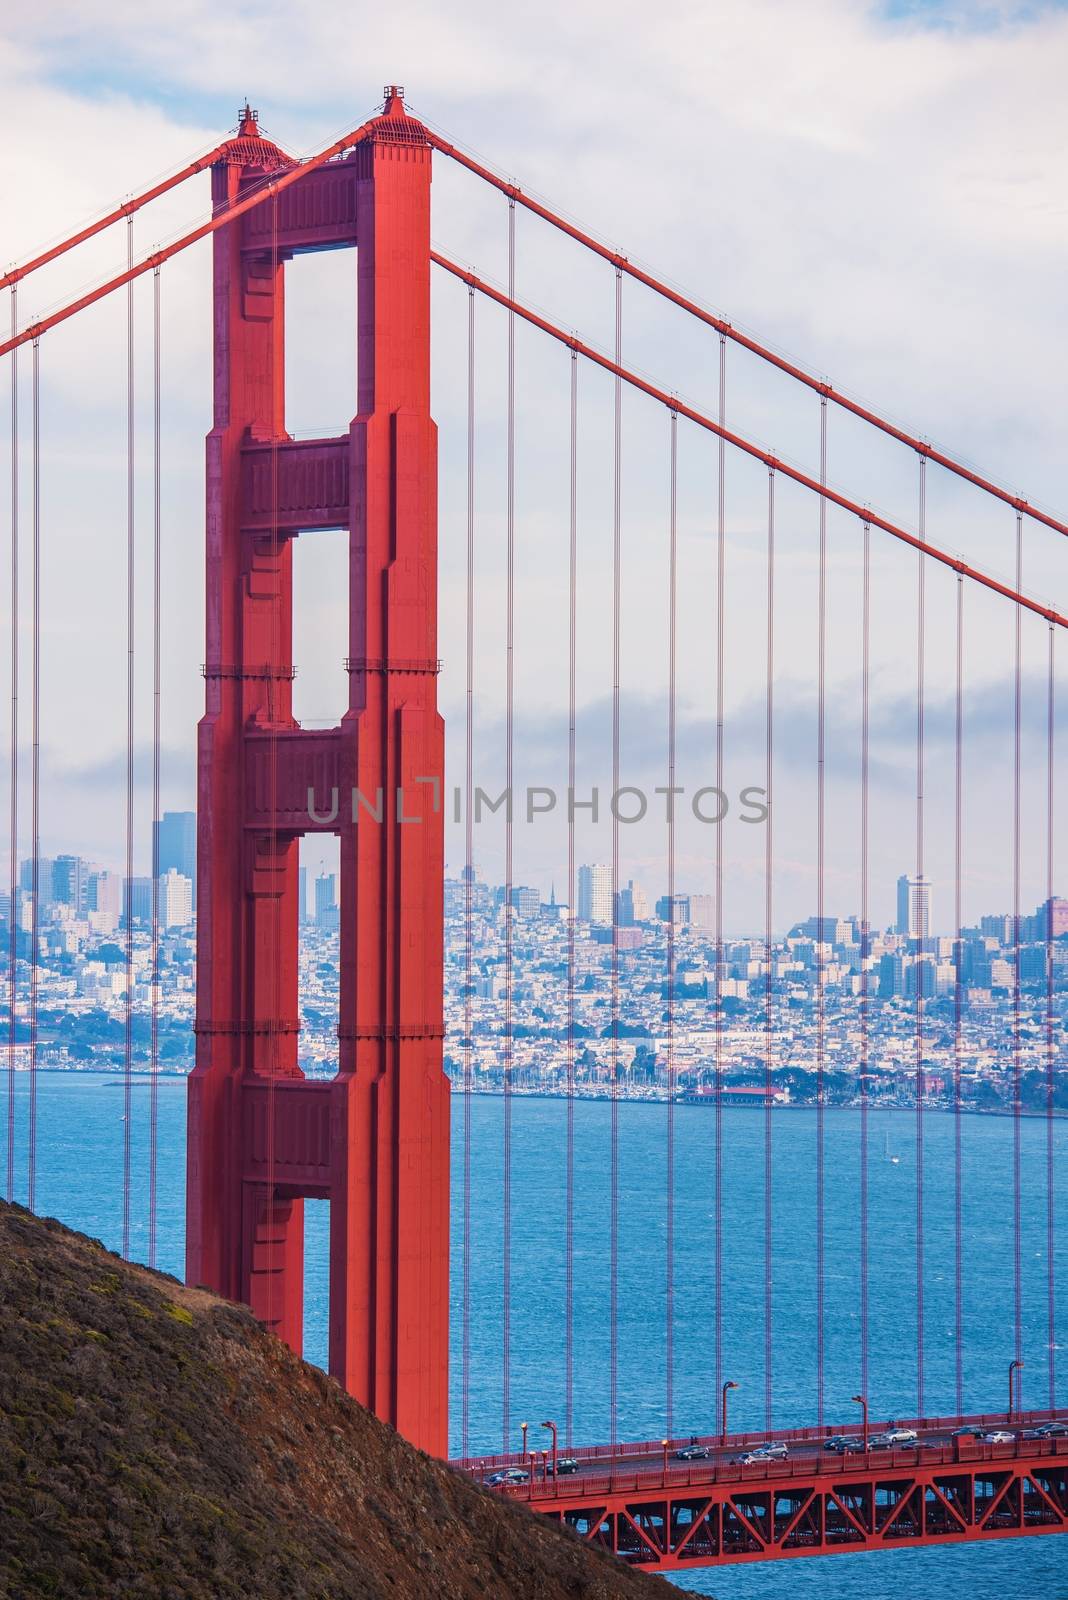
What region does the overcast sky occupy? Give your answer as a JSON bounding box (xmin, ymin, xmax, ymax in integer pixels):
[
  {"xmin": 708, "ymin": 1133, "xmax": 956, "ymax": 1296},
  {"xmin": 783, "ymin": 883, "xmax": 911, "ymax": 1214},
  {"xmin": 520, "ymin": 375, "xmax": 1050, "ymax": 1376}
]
[{"xmin": 2, "ymin": 0, "xmax": 1066, "ymax": 933}]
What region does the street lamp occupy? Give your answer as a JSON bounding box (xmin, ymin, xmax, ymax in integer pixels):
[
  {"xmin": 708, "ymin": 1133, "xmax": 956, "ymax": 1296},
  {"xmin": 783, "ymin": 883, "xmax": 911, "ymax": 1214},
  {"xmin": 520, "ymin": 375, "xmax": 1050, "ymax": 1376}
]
[
  {"xmin": 1008, "ymin": 1361, "xmax": 1024, "ymax": 1421},
  {"xmin": 661, "ymin": 1438, "xmax": 670, "ymax": 1481},
  {"xmin": 721, "ymin": 1380, "xmax": 739, "ymax": 1447},
  {"xmin": 852, "ymin": 1393, "xmax": 869, "ymax": 1453},
  {"xmin": 540, "ymin": 1419, "xmax": 558, "ymax": 1484},
  {"xmin": 520, "ymin": 1421, "xmax": 528, "ymax": 1461}
]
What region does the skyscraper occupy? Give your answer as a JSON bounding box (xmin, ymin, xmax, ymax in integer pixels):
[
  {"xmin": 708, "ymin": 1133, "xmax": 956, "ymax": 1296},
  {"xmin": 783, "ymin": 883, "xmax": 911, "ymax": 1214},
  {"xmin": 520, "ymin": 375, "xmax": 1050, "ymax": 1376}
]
[
  {"xmin": 616, "ymin": 879, "xmax": 649, "ymax": 925},
  {"xmin": 155, "ymin": 811, "xmax": 196, "ymax": 904},
  {"xmin": 52, "ymin": 855, "xmax": 90, "ymax": 915},
  {"xmin": 315, "ymin": 870, "xmax": 338, "ymax": 930},
  {"xmin": 160, "ymin": 869, "xmax": 194, "ymax": 928},
  {"xmin": 896, "ymin": 873, "xmax": 931, "ymax": 940},
  {"xmin": 577, "ymin": 863, "xmax": 612, "ymax": 924}
]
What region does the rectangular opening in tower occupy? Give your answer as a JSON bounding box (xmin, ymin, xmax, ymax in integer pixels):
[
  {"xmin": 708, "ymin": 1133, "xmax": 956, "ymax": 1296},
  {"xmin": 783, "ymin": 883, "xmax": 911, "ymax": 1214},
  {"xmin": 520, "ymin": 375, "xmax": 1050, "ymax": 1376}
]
[
  {"xmin": 302, "ymin": 1198, "xmax": 330, "ymax": 1370},
  {"xmin": 298, "ymin": 834, "xmax": 341, "ymax": 1077},
  {"xmin": 284, "ymin": 249, "xmax": 356, "ymax": 438},
  {"xmin": 292, "ymin": 527, "xmax": 348, "ymax": 727}
]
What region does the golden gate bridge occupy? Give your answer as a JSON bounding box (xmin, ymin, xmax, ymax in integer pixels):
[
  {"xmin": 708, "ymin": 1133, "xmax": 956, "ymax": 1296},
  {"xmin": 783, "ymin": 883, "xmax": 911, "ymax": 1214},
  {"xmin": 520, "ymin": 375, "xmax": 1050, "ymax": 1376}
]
[{"xmin": 1, "ymin": 86, "xmax": 1065, "ymax": 1574}]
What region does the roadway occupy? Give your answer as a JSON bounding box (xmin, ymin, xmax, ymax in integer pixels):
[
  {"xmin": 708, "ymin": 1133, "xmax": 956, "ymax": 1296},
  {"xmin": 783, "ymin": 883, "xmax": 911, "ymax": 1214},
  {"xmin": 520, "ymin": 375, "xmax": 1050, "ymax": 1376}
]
[{"xmin": 461, "ymin": 1409, "xmax": 1068, "ymax": 1497}]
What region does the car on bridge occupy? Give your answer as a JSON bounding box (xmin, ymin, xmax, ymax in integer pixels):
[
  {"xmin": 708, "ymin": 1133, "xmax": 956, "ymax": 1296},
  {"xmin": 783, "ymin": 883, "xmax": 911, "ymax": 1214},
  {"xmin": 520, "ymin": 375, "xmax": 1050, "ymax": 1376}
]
[
  {"xmin": 980, "ymin": 1430, "xmax": 1015, "ymax": 1445},
  {"xmin": 547, "ymin": 1457, "xmax": 579, "ymax": 1475},
  {"xmin": 485, "ymin": 1468, "xmax": 529, "ymax": 1487},
  {"xmin": 675, "ymin": 1444, "xmax": 711, "ymax": 1460},
  {"xmin": 868, "ymin": 1428, "xmax": 918, "ymax": 1449},
  {"xmin": 1021, "ymin": 1420, "xmax": 1068, "ymax": 1440},
  {"xmin": 951, "ymin": 1425, "xmax": 986, "ymax": 1439},
  {"xmin": 729, "ymin": 1442, "xmax": 789, "ymax": 1465},
  {"xmin": 822, "ymin": 1435, "xmax": 864, "ymax": 1454}
]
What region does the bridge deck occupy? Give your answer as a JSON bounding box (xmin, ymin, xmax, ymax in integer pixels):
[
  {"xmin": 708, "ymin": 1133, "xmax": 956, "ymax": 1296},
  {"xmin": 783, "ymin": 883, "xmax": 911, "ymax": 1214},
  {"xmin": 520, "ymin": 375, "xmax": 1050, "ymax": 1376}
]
[{"xmin": 459, "ymin": 1410, "xmax": 1068, "ymax": 1570}]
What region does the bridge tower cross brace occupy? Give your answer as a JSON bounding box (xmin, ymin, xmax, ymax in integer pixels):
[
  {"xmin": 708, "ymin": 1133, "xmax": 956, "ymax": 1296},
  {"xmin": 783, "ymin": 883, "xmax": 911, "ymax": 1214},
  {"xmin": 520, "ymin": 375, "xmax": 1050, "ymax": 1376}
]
[{"xmin": 186, "ymin": 89, "xmax": 449, "ymax": 1457}]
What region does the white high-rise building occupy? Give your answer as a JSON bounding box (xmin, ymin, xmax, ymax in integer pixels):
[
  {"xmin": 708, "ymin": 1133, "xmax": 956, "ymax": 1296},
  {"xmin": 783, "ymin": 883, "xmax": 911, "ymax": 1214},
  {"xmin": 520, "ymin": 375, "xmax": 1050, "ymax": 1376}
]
[
  {"xmin": 896, "ymin": 874, "xmax": 932, "ymax": 941},
  {"xmin": 160, "ymin": 869, "xmax": 193, "ymax": 929},
  {"xmin": 577, "ymin": 863, "xmax": 612, "ymax": 924}
]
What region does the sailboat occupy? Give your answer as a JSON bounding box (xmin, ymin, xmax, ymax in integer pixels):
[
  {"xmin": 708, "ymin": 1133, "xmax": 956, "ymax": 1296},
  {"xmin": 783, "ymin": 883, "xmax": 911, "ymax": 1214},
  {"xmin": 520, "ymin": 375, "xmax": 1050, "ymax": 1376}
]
[{"xmin": 884, "ymin": 1129, "xmax": 900, "ymax": 1165}]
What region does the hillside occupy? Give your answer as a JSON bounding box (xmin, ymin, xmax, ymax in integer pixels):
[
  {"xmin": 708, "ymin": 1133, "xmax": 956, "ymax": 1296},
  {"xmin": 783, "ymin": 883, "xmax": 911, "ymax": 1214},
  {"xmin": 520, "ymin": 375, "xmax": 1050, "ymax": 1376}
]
[{"xmin": 0, "ymin": 1202, "xmax": 689, "ymax": 1599}]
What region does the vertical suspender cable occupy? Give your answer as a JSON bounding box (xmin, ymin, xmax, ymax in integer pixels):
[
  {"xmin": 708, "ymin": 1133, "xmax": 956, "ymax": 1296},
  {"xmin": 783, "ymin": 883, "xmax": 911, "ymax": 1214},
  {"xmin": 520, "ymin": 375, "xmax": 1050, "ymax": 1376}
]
[
  {"xmin": 123, "ymin": 216, "xmax": 135, "ymax": 1261},
  {"xmin": 566, "ymin": 347, "xmax": 578, "ymax": 1449},
  {"xmin": 1045, "ymin": 622, "xmax": 1056, "ymax": 1410},
  {"xmin": 714, "ymin": 331, "xmax": 726, "ymax": 1405},
  {"xmin": 953, "ymin": 573, "xmax": 964, "ymax": 1415},
  {"xmin": 665, "ymin": 408, "xmax": 678, "ymax": 1439},
  {"xmin": 27, "ymin": 337, "xmax": 39, "ymax": 1213},
  {"xmin": 815, "ymin": 395, "xmax": 827, "ymax": 1428},
  {"xmin": 859, "ymin": 517, "xmax": 871, "ymax": 1405},
  {"xmin": 148, "ymin": 266, "xmax": 161, "ymax": 1269},
  {"xmin": 764, "ymin": 465, "xmax": 775, "ymax": 1434},
  {"xmin": 6, "ymin": 287, "xmax": 17, "ymax": 1202},
  {"xmin": 264, "ymin": 187, "xmax": 281, "ymax": 1337},
  {"xmin": 1012, "ymin": 513, "xmax": 1024, "ymax": 1402},
  {"xmin": 501, "ymin": 196, "xmax": 515, "ymax": 1452},
  {"xmin": 914, "ymin": 458, "xmax": 926, "ymax": 1418},
  {"xmin": 462, "ymin": 284, "xmax": 475, "ymax": 1459},
  {"xmin": 610, "ymin": 266, "xmax": 622, "ymax": 1457}
]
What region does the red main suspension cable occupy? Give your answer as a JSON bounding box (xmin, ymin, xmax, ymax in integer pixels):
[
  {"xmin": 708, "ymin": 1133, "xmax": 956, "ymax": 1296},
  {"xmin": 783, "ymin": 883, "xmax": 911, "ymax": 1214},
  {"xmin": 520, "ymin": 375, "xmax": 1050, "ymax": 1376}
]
[
  {"xmin": 0, "ymin": 142, "xmax": 228, "ymax": 293},
  {"xmin": 425, "ymin": 129, "xmax": 1068, "ymax": 544},
  {"xmin": 430, "ymin": 257, "xmax": 1067, "ymax": 633},
  {"xmin": 0, "ymin": 118, "xmax": 380, "ymax": 363}
]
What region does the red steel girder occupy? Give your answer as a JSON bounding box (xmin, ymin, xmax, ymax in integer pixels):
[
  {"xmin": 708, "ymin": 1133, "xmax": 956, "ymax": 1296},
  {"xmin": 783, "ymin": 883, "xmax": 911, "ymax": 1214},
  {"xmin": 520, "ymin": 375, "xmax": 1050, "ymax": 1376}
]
[{"xmin": 494, "ymin": 1442, "xmax": 1068, "ymax": 1572}]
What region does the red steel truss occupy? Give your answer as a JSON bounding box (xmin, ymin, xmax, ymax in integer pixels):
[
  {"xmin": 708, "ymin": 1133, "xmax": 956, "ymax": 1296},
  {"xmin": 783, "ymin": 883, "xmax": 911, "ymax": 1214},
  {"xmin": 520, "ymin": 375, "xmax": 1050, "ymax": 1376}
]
[
  {"xmin": 185, "ymin": 91, "xmax": 449, "ymax": 1457},
  {"xmin": 475, "ymin": 1427, "xmax": 1068, "ymax": 1572}
]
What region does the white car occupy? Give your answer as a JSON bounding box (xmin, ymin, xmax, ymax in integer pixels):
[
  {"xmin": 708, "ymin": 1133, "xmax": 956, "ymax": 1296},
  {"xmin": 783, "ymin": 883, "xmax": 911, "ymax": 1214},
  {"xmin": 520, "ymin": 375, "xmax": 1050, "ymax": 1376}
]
[{"xmin": 981, "ymin": 1430, "xmax": 1015, "ymax": 1445}]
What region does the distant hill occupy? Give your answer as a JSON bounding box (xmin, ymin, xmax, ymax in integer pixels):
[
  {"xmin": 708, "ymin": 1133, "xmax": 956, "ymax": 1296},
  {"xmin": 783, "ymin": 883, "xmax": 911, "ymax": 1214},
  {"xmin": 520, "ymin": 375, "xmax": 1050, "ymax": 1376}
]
[{"xmin": 0, "ymin": 1202, "xmax": 690, "ymax": 1599}]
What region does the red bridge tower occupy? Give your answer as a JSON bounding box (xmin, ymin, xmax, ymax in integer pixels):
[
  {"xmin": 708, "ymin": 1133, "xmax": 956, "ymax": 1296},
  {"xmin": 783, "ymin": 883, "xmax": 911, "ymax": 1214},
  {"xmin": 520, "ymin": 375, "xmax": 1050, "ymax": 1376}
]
[{"xmin": 186, "ymin": 90, "xmax": 449, "ymax": 1456}]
